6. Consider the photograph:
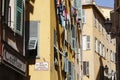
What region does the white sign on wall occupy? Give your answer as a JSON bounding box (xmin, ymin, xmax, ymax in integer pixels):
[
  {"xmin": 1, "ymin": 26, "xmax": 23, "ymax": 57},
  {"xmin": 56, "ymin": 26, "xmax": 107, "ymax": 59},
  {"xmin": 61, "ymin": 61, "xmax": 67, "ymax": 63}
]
[
  {"xmin": 3, "ymin": 49, "xmax": 26, "ymax": 72},
  {"xmin": 35, "ymin": 62, "xmax": 49, "ymax": 71}
]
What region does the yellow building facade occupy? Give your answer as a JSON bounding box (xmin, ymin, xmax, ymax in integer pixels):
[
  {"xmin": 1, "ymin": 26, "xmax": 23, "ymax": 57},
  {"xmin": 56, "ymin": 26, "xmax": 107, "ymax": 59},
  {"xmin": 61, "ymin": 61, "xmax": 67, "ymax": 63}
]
[
  {"xmin": 82, "ymin": 1, "xmax": 116, "ymax": 80},
  {"xmin": 26, "ymin": 0, "xmax": 82, "ymax": 80}
]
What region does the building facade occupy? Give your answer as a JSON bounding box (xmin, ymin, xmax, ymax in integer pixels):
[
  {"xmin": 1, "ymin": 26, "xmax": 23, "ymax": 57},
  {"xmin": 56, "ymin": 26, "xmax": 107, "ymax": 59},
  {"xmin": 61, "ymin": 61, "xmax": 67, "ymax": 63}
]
[
  {"xmin": 82, "ymin": 1, "xmax": 116, "ymax": 80},
  {"xmin": 25, "ymin": 0, "xmax": 83, "ymax": 80},
  {"xmin": 113, "ymin": 0, "xmax": 120, "ymax": 80},
  {"xmin": 1, "ymin": 0, "xmax": 28, "ymax": 80}
]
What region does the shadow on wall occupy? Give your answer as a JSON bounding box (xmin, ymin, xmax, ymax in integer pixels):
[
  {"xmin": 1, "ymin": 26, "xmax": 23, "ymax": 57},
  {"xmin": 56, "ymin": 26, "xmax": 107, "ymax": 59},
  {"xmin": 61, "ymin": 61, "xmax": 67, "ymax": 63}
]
[{"xmin": 95, "ymin": 56, "xmax": 110, "ymax": 80}]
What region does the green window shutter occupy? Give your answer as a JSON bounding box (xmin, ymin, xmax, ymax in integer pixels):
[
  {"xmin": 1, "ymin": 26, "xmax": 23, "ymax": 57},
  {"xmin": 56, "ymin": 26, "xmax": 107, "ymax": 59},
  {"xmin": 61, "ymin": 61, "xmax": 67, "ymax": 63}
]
[{"xmin": 15, "ymin": 0, "xmax": 24, "ymax": 35}]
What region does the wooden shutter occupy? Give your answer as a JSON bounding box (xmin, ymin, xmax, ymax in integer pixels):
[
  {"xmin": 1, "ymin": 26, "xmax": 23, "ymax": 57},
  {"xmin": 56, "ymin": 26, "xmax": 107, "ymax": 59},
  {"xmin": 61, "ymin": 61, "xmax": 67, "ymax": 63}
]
[
  {"xmin": 71, "ymin": 26, "xmax": 76, "ymax": 50},
  {"xmin": 2, "ymin": 0, "xmax": 5, "ymax": 16},
  {"xmin": 86, "ymin": 36, "xmax": 90, "ymax": 49},
  {"xmin": 82, "ymin": 9, "xmax": 86, "ymax": 23},
  {"xmin": 77, "ymin": 0, "xmax": 82, "ymax": 20},
  {"xmin": 64, "ymin": 58, "xmax": 68, "ymax": 73},
  {"xmin": 86, "ymin": 62, "xmax": 89, "ymax": 76},
  {"xmin": 15, "ymin": 0, "xmax": 24, "ymax": 35},
  {"xmin": 54, "ymin": 30, "xmax": 57, "ymax": 46},
  {"xmin": 28, "ymin": 21, "xmax": 39, "ymax": 50},
  {"xmin": 82, "ymin": 36, "xmax": 87, "ymax": 50}
]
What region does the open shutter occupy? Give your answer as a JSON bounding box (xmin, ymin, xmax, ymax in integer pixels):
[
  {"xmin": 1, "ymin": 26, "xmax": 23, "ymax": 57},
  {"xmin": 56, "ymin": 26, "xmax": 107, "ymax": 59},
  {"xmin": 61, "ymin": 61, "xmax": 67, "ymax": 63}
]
[
  {"xmin": 68, "ymin": 61, "xmax": 72, "ymax": 80},
  {"xmin": 28, "ymin": 21, "xmax": 39, "ymax": 50},
  {"xmin": 77, "ymin": 0, "xmax": 82, "ymax": 20},
  {"xmin": 82, "ymin": 36, "xmax": 87, "ymax": 50},
  {"xmin": 54, "ymin": 30, "xmax": 57, "ymax": 46},
  {"xmin": 86, "ymin": 62, "xmax": 89, "ymax": 76},
  {"xmin": 64, "ymin": 58, "xmax": 68, "ymax": 73},
  {"xmin": 2, "ymin": 0, "xmax": 5, "ymax": 16},
  {"xmin": 82, "ymin": 9, "xmax": 86, "ymax": 23},
  {"xmin": 86, "ymin": 36, "xmax": 90, "ymax": 49},
  {"xmin": 65, "ymin": 28, "xmax": 67, "ymax": 41},
  {"xmin": 15, "ymin": 0, "xmax": 24, "ymax": 35},
  {"xmin": 71, "ymin": 26, "xmax": 76, "ymax": 50}
]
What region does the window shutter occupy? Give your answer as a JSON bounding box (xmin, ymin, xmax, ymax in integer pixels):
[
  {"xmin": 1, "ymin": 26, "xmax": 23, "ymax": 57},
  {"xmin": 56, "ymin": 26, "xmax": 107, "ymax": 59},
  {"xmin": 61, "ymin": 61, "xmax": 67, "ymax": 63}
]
[
  {"xmin": 71, "ymin": 26, "xmax": 76, "ymax": 50},
  {"xmin": 67, "ymin": 24, "xmax": 71, "ymax": 44},
  {"xmin": 82, "ymin": 9, "xmax": 86, "ymax": 23},
  {"xmin": 83, "ymin": 62, "xmax": 86, "ymax": 75},
  {"xmin": 77, "ymin": 0, "xmax": 82, "ymax": 20},
  {"xmin": 64, "ymin": 58, "xmax": 68, "ymax": 73},
  {"xmin": 82, "ymin": 36, "xmax": 87, "ymax": 50},
  {"xmin": 65, "ymin": 28, "xmax": 67, "ymax": 41},
  {"xmin": 54, "ymin": 30, "xmax": 57, "ymax": 46},
  {"xmin": 15, "ymin": 0, "xmax": 24, "ymax": 35},
  {"xmin": 28, "ymin": 21, "xmax": 39, "ymax": 50},
  {"xmin": 68, "ymin": 61, "xmax": 72, "ymax": 80},
  {"xmin": 2, "ymin": 0, "xmax": 5, "ymax": 16},
  {"xmin": 86, "ymin": 36, "xmax": 90, "ymax": 49},
  {"xmin": 86, "ymin": 62, "xmax": 89, "ymax": 76},
  {"xmin": 73, "ymin": 0, "xmax": 77, "ymax": 8}
]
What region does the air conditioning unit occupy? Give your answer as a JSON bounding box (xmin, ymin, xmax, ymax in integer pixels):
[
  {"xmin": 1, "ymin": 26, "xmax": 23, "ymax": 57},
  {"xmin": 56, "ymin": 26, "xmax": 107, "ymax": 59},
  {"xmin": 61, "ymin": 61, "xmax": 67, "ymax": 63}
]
[{"xmin": 28, "ymin": 37, "xmax": 37, "ymax": 50}]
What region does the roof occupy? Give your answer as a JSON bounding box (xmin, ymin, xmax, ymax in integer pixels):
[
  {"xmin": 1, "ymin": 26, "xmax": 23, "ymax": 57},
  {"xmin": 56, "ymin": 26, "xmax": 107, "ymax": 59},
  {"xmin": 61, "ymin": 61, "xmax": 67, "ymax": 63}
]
[{"xmin": 82, "ymin": 3, "xmax": 106, "ymax": 20}]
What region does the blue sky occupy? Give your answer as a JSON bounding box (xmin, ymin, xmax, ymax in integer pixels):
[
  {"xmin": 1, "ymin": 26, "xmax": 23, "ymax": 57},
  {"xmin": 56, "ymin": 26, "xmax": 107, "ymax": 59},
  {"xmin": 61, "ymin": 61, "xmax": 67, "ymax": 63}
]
[{"xmin": 94, "ymin": 0, "xmax": 114, "ymax": 8}]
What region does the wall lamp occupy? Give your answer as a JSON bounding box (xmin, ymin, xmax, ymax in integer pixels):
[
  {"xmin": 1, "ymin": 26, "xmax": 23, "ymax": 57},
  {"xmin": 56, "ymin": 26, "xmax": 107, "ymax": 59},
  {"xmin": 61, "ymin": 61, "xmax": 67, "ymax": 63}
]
[{"xmin": 104, "ymin": 18, "xmax": 120, "ymax": 37}]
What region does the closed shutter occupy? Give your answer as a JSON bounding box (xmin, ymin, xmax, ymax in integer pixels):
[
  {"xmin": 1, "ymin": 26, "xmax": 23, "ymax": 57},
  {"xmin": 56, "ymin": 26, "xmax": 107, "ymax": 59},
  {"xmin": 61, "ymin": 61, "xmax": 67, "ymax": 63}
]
[
  {"xmin": 15, "ymin": 0, "xmax": 24, "ymax": 35},
  {"xmin": 28, "ymin": 21, "xmax": 39, "ymax": 50}
]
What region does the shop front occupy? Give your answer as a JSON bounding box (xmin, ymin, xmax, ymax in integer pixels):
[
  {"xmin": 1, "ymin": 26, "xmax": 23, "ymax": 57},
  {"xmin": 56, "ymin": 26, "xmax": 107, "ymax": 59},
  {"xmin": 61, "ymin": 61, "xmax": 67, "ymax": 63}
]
[{"xmin": 0, "ymin": 44, "xmax": 28, "ymax": 80}]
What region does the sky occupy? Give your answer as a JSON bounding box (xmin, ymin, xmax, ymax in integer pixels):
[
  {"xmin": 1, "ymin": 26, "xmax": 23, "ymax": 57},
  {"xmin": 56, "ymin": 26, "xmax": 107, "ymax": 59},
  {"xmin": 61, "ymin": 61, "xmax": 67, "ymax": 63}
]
[{"xmin": 94, "ymin": 0, "xmax": 114, "ymax": 8}]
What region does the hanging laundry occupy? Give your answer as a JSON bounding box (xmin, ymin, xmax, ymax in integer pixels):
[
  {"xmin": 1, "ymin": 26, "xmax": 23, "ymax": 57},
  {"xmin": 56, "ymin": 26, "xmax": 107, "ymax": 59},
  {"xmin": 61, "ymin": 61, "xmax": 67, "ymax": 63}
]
[
  {"xmin": 58, "ymin": 3, "xmax": 63, "ymax": 15},
  {"xmin": 60, "ymin": 15, "xmax": 65, "ymax": 28}
]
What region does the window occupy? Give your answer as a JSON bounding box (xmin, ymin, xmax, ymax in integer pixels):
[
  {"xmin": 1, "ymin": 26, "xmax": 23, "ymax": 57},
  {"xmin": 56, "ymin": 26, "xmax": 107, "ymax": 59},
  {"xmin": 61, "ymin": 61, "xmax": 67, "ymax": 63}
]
[
  {"xmin": 95, "ymin": 38, "xmax": 98, "ymax": 52},
  {"xmin": 15, "ymin": 0, "xmax": 24, "ymax": 35},
  {"xmin": 54, "ymin": 30, "xmax": 57, "ymax": 46},
  {"xmin": 68, "ymin": 61, "xmax": 74, "ymax": 80},
  {"xmin": 101, "ymin": 45, "xmax": 105, "ymax": 58},
  {"xmin": 26, "ymin": 21, "xmax": 39, "ymax": 58},
  {"xmin": 100, "ymin": 43, "xmax": 102, "ymax": 55},
  {"xmin": 98, "ymin": 41, "xmax": 100, "ymax": 53},
  {"xmin": 94, "ymin": 14, "xmax": 97, "ymax": 27},
  {"xmin": 83, "ymin": 35, "xmax": 90, "ymax": 50},
  {"xmin": 102, "ymin": 22, "xmax": 104, "ymax": 35},
  {"xmin": 82, "ymin": 9, "xmax": 86, "ymax": 23},
  {"xmin": 83, "ymin": 61, "xmax": 89, "ymax": 76},
  {"xmin": 98, "ymin": 18, "xmax": 100, "ymax": 31},
  {"xmin": 71, "ymin": 26, "xmax": 76, "ymax": 50}
]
